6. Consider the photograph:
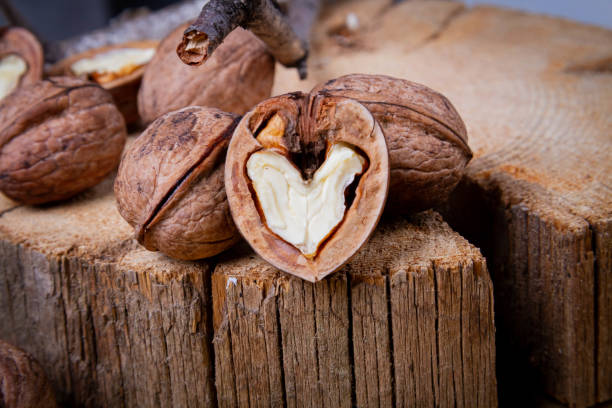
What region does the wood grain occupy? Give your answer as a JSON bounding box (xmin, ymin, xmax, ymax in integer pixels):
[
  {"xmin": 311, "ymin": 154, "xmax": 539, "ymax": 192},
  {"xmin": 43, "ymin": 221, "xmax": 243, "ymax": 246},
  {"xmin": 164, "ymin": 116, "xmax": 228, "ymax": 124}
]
[
  {"xmin": 212, "ymin": 213, "xmax": 497, "ymax": 407},
  {"xmin": 0, "ymin": 180, "xmax": 216, "ymax": 407},
  {"xmin": 274, "ymin": 1, "xmax": 612, "ymax": 405}
]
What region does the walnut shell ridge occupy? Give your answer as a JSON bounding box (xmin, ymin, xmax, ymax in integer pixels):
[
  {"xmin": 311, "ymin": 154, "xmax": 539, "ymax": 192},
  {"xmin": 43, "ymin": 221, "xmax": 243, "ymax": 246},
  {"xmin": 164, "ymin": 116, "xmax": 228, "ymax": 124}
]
[
  {"xmin": 0, "ymin": 77, "xmax": 127, "ymax": 204},
  {"xmin": 138, "ymin": 23, "xmax": 275, "ymax": 125},
  {"xmin": 313, "ymin": 74, "xmax": 472, "ymax": 213},
  {"xmin": 115, "ymin": 106, "xmax": 241, "ymax": 260}
]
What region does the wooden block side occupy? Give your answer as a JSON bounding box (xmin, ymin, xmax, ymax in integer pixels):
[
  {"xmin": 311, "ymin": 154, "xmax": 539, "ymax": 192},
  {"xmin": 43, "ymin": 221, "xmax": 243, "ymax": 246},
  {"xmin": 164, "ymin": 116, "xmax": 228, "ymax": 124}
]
[
  {"xmin": 212, "ymin": 212, "xmax": 497, "ymax": 407},
  {"xmin": 349, "ymin": 273, "xmax": 393, "ymax": 408},
  {"xmin": 595, "ymin": 219, "xmax": 612, "ymax": 403},
  {"xmin": 0, "ymin": 242, "xmax": 215, "ymax": 408},
  {"xmin": 442, "ymin": 176, "xmax": 600, "ymax": 407}
]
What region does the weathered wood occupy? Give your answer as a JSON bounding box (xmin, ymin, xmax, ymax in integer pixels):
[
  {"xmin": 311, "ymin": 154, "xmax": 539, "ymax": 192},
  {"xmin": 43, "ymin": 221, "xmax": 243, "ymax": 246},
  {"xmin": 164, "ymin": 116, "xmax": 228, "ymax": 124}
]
[
  {"xmin": 0, "ymin": 180, "xmax": 496, "ymax": 407},
  {"xmin": 274, "ymin": 1, "xmax": 612, "ymax": 406},
  {"xmin": 0, "ymin": 180, "xmax": 216, "ymax": 407},
  {"xmin": 212, "ymin": 212, "xmax": 497, "ymax": 407}
]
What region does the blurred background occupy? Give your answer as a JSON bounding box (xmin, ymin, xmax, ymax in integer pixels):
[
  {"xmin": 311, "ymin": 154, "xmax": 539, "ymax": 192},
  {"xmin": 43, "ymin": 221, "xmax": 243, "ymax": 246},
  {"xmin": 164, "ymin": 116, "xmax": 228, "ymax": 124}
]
[{"xmin": 0, "ymin": 0, "xmax": 610, "ymax": 43}]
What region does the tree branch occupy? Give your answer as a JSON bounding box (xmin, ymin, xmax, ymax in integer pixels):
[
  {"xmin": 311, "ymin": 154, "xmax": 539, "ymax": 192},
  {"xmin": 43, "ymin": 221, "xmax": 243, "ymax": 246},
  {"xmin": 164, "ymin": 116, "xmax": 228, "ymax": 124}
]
[{"xmin": 177, "ymin": 0, "xmax": 318, "ymax": 79}]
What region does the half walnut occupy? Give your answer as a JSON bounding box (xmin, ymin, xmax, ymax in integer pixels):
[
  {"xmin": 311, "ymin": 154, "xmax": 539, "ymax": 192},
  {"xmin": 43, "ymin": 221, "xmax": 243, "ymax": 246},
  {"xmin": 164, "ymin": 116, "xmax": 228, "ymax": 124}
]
[
  {"xmin": 49, "ymin": 41, "xmax": 158, "ymax": 125},
  {"xmin": 0, "ymin": 27, "xmax": 43, "ymax": 101},
  {"xmin": 225, "ymin": 94, "xmax": 389, "ymax": 282},
  {"xmin": 313, "ymin": 74, "xmax": 472, "ymax": 213},
  {"xmin": 115, "ymin": 106, "xmax": 241, "ymax": 260},
  {"xmin": 138, "ymin": 23, "xmax": 275, "ymax": 125}
]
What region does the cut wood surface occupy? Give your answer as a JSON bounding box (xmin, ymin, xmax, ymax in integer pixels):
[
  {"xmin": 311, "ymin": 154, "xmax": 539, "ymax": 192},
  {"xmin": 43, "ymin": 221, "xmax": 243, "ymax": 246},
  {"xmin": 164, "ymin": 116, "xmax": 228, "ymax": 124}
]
[
  {"xmin": 271, "ymin": 1, "xmax": 611, "ymax": 406},
  {"xmin": 0, "ymin": 173, "xmax": 496, "ymax": 406}
]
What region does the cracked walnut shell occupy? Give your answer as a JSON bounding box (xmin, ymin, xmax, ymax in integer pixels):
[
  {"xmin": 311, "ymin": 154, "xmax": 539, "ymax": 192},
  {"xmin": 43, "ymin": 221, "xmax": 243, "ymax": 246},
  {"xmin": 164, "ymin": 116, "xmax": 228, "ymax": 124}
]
[
  {"xmin": 115, "ymin": 106, "xmax": 241, "ymax": 260},
  {"xmin": 313, "ymin": 74, "xmax": 472, "ymax": 213},
  {"xmin": 0, "ymin": 77, "xmax": 127, "ymax": 204},
  {"xmin": 225, "ymin": 93, "xmax": 389, "ymax": 282},
  {"xmin": 0, "ymin": 27, "xmax": 43, "ymax": 101},
  {"xmin": 138, "ymin": 23, "xmax": 274, "ymax": 125},
  {"xmin": 49, "ymin": 41, "xmax": 159, "ymax": 125}
]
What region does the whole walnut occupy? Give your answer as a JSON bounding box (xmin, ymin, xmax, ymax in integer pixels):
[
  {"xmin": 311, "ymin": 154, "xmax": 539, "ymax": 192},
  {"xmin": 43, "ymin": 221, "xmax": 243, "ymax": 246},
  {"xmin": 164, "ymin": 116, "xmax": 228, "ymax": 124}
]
[
  {"xmin": 0, "ymin": 340, "xmax": 58, "ymax": 408},
  {"xmin": 0, "ymin": 77, "xmax": 127, "ymax": 204},
  {"xmin": 114, "ymin": 106, "xmax": 241, "ymax": 260},
  {"xmin": 313, "ymin": 74, "xmax": 472, "ymax": 213},
  {"xmin": 138, "ymin": 23, "xmax": 275, "ymax": 125}
]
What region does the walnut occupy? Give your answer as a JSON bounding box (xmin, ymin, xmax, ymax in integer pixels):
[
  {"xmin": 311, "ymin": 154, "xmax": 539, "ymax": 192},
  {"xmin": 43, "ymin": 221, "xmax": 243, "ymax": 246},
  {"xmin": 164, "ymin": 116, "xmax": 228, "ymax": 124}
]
[
  {"xmin": 225, "ymin": 93, "xmax": 389, "ymax": 282},
  {"xmin": 48, "ymin": 41, "xmax": 159, "ymax": 125},
  {"xmin": 313, "ymin": 74, "xmax": 472, "ymax": 213},
  {"xmin": 0, "ymin": 77, "xmax": 127, "ymax": 204},
  {"xmin": 0, "ymin": 340, "xmax": 58, "ymax": 408},
  {"xmin": 138, "ymin": 23, "xmax": 275, "ymax": 125},
  {"xmin": 0, "ymin": 27, "xmax": 43, "ymax": 101},
  {"xmin": 114, "ymin": 106, "xmax": 241, "ymax": 260}
]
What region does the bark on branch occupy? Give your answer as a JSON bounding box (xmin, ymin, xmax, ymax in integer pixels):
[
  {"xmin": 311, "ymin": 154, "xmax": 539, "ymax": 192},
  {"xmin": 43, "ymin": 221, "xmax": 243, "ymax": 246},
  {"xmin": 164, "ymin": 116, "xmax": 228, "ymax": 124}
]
[{"xmin": 177, "ymin": 0, "xmax": 316, "ymax": 79}]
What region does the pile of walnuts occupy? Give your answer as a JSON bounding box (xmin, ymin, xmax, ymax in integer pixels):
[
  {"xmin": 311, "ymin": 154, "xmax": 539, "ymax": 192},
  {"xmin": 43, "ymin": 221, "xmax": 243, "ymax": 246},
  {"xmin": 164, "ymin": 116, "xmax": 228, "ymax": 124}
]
[
  {"xmin": 0, "ymin": 24, "xmax": 273, "ymax": 205},
  {"xmin": 0, "ymin": 25, "xmax": 471, "ymax": 282}
]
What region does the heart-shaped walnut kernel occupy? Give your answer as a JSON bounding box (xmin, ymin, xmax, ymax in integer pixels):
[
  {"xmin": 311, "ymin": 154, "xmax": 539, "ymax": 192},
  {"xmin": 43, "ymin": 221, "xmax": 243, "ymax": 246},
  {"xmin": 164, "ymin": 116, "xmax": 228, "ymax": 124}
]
[
  {"xmin": 225, "ymin": 94, "xmax": 389, "ymax": 282},
  {"xmin": 313, "ymin": 74, "xmax": 472, "ymax": 213}
]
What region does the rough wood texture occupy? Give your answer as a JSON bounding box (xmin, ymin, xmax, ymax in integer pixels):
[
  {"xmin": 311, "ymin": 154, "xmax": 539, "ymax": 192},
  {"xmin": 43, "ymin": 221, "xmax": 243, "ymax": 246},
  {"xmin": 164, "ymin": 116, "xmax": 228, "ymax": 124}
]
[
  {"xmin": 0, "ymin": 172, "xmax": 497, "ymax": 406},
  {"xmin": 273, "ymin": 1, "xmax": 611, "ymax": 406},
  {"xmin": 0, "ymin": 179, "xmax": 216, "ymax": 407},
  {"xmin": 212, "ymin": 212, "xmax": 496, "ymax": 407}
]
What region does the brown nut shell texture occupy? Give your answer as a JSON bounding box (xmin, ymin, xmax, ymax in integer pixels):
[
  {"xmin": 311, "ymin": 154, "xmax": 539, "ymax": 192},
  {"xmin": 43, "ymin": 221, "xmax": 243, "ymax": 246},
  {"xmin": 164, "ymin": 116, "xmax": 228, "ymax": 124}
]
[
  {"xmin": 0, "ymin": 340, "xmax": 58, "ymax": 408},
  {"xmin": 115, "ymin": 106, "xmax": 241, "ymax": 260},
  {"xmin": 49, "ymin": 41, "xmax": 159, "ymax": 125},
  {"xmin": 0, "ymin": 77, "xmax": 127, "ymax": 204},
  {"xmin": 226, "ymin": 93, "xmax": 390, "ymax": 282},
  {"xmin": 138, "ymin": 23, "xmax": 275, "ymax": 125},
  {"xmin": 0, "ymin": 27, "xmax": 44, "ymax": 100},
  {"xmin": 313, "ymin": 74, "xmax": 472, "ymax": 213}
]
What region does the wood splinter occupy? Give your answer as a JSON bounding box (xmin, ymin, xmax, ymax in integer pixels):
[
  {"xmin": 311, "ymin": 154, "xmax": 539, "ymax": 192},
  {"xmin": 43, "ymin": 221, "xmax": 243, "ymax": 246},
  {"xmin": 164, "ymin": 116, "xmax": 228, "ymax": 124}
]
[{"xmin": 177, "ymin": 0, "xmax": 317, "ymax": 79}]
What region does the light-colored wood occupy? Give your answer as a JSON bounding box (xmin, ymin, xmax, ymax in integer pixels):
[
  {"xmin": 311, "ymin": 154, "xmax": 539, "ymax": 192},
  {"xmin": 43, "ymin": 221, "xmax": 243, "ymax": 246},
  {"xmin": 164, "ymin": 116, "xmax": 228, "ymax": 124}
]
[
  {"xmin": 212, "ymin": 212, "xmax": 496, "ymax": 407},
  {"xmin": 273, "ymin": 1, "xmax": 612, "ymax": 406}
]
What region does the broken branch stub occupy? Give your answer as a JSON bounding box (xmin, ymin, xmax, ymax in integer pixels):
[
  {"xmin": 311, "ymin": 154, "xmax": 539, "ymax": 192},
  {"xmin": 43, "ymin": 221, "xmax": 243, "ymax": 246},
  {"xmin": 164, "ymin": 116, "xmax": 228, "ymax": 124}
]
[{"xmin": 177, "ymin": 0, "xmax": 310, "ymax": 78}]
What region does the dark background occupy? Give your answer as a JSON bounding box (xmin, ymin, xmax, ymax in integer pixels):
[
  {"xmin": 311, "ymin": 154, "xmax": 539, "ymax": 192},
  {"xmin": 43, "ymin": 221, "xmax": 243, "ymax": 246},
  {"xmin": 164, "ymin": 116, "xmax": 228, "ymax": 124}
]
[
  {"xmin": 1, "ymin": 0, "xmax": 611, "ymax": 44},
  {"xmin": 0, "ymin": 0, "xmax": 180, "ymax": 41}
]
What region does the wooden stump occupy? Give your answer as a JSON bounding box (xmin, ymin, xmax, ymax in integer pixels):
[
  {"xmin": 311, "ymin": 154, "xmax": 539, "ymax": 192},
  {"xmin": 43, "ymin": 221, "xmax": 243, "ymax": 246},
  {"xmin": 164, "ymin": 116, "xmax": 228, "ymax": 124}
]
[
  {"xmin": 212, "ymin": 214, "xmax": 496, "ymax": 407},
  {"xmin": 0, "ymin": 175, "xmax": 496, "ymax": 406},
  {"xmin": 272, "ymin": 1, "xmax": 611, "ymax": 406}
]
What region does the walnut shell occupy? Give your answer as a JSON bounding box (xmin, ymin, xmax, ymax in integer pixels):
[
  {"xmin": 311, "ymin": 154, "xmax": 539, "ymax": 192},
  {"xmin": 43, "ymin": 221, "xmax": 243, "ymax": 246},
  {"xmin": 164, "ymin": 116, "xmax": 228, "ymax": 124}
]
[
  {"xmin": 313, "ymin": 74, "xmax": 472, "ymax": 213},
  {"xmin": 0, "ymin": 340, "xmax": 58, "ymax": 408},
  {"xmin": 225, "ymin": 94, "xmax": 389, "ymax": 282},
  {"xmin": 138, "ymin": 23, "xmax": 275, "ymax": 125},
  {"xmin": 0, "ymin": 27, "xmax": 43, "ymax": 99},
  {"xmin": 49, "ymin": 41, "xmax": 159, "ymax": 125},
  {"xmin": 0, "ymin": 77, "xmax": 127, "ymax": 204},
  {"xmin": 115, "ymin": 106, "xmax": 241, "ymax": 260}
]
